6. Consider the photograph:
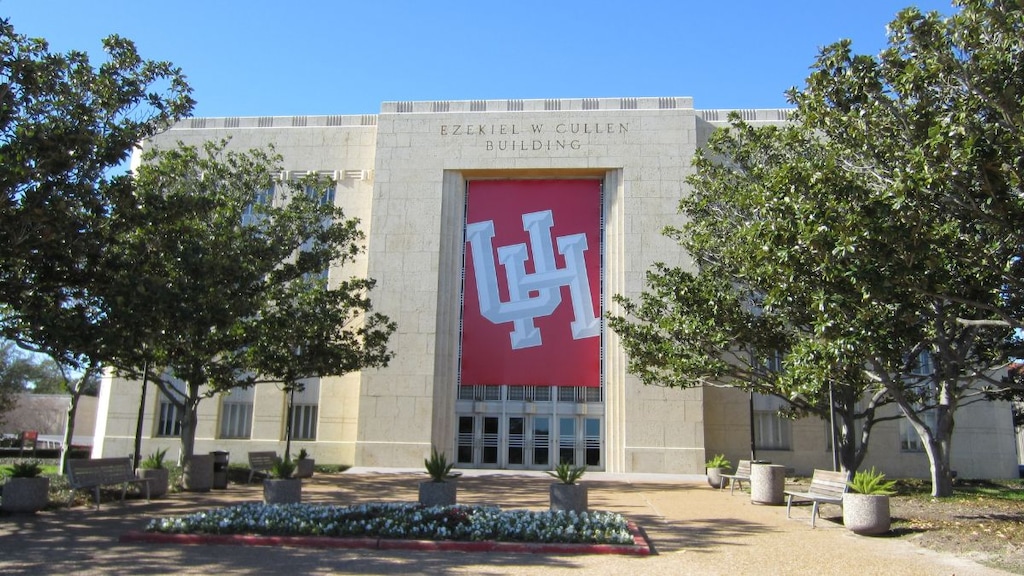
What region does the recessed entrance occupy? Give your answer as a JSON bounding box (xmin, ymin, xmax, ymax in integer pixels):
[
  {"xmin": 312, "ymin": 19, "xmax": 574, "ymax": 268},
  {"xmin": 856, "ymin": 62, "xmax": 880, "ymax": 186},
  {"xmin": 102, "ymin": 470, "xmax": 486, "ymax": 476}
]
[{"xmin": 455, "ymin": 385, "xmax": 603, "ymax": 470}]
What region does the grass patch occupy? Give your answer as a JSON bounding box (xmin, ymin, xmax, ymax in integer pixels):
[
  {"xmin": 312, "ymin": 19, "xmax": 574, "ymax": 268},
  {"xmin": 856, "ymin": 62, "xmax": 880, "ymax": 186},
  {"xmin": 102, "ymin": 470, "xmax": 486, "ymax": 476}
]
[{"xmin": 893, "ymin": 478, "xmax": 1024, "ymax": 501}]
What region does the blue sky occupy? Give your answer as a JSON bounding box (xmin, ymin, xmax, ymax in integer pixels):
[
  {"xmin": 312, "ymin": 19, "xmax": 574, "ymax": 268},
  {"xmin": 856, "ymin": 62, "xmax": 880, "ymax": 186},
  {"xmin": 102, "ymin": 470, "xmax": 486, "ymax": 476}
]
[{"xmin": 5, "ymin": 1, "xmax": 953, "ymax": 117}]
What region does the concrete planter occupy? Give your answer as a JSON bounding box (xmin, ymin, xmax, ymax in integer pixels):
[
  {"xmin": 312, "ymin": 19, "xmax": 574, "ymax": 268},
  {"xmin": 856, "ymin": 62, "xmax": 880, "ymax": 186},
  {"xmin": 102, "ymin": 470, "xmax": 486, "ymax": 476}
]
[
  {"xmin": 1, "ymin": 476, "xmax": 50, "ymax": 513},
  {"xmin": 263, "ymin": 478, "xmax": 302, "ymax": 504},
  {"xmin": 418, "ymin": 481, "xmax": 457, "ymax": 507},
  {"xmin": 750, "ymin": 463, "xmax": 786, "ymax": 505},
  {"xmin": 183, "ymin": 454, "xmax": 214, "ymax": 492},
  {"xmin": 843, "ymin": 493, "xmax": 891, "ymax": 535},
  {"xmin": 294, "ymin": 459, "xmax": 315, "ymax": 479},
  {"xmin": 136, "ymin": 468, "xmax": 169, "ymax": 498},
  {"xmin": 706, "ymin": 467, "xmax": 728, "ymax": 489},
  {"xmin": 550, "ymin": 483, "xmax": 588, "ymax": 513}
]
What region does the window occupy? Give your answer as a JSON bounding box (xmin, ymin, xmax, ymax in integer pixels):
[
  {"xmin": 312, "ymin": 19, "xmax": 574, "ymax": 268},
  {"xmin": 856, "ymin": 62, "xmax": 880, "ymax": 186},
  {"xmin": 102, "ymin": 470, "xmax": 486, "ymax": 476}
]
[
  {"xmin": 900, "ymin": 410, "xmax": 937, "ymax": 452},
  {"xmin": 242, "ymin": 186, "xmax": 275, "ymax": 227},
  {"xmin": 910, "ymin": 351, "xmax": 934, "ymax": 376},
  {"xmin": 752, "ymin": 393, "xmax": 792, "ymax": 450},
  {"xmin": 219, "ymin": 387, "xmax": 254, "ymax": 439},
  {"xmin": 156, "ymin": 380, "xmax": 185, "ymax": 437},
  {"xmin": 287, "ymin": 379, "xmax": 320, "ymax": 441}
]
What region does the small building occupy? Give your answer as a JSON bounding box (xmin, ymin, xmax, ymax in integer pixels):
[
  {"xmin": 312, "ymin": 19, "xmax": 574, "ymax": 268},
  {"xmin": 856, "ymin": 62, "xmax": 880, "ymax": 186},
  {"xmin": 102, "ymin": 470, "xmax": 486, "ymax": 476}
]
[{"xmin": 92, "ymin": 97, "xmax": 1019, "ymax": 479}]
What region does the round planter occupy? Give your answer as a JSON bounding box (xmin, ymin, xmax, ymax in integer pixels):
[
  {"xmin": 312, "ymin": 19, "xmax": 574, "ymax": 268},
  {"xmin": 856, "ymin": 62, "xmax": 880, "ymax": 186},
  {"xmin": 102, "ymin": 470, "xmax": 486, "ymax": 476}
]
[
  {"xmin": 263, "ymin": 478, "xmax": 302, "ymax": 504},
  {"xmin": 418, "ymin": 480, "xmax": 457, "ymax": 507},
  {"xmin": 549, "ymin": 483, "xmax": 588, "ymax": 513},
  {"xmin": 183, "ymin": 454, "xmax": 214, "ymax": 492},
  {"xmin": 842, "ymin": 493, "xmax": 891, "ymax": 535},
  {"xmin": 1, "ymin": 477, "xmax": 50, "ymax": 513},
  {"xmin": 707, "ymin": 467, "xmax": 729, "ymax": 489},
  {"xmin": 294, "ymin": 459, "xmax": 315, "ymax": 479},
  {"xmin": 750, "ymin": 463, "xmax": 786, "ymax": 505},
  {"xmin": 136, "ymin": 468, "xmax": 169, "ymax": 498}
]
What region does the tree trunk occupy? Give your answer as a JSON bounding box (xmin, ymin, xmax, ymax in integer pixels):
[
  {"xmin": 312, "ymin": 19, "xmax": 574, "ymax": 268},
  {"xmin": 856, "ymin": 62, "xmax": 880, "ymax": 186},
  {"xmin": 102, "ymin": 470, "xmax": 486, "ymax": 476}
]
[
  {"xmin": 59, "ymin": 365, "xmax": 96, "ymax": 475},
  {"xmin": 59, "ymin": 386, "xmax": 80, "ymax": 476},
  {"xmin": 177, "ymin": 381, "xmax": 202, "ymax": 462}
]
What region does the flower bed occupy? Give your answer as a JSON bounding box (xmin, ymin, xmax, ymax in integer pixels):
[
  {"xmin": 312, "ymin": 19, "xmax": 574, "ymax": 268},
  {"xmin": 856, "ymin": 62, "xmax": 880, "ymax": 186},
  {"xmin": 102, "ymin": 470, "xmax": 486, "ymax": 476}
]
[{"xmin": 146, "ymin": 502, "xmax": 636, "ymax": 545}]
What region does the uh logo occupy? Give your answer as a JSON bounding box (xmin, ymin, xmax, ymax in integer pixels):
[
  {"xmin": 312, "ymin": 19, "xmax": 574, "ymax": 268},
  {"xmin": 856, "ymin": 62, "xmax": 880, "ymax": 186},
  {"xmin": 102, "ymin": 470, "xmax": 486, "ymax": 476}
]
[{"xmin": 466, "ymin": 209, "xmax": 600, "ymax": 350}]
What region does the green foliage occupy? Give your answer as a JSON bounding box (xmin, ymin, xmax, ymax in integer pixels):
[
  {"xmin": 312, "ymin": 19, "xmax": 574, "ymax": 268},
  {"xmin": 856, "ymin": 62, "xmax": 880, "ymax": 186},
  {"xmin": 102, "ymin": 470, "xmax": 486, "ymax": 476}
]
[
  {"xmin": 106, "ymin": 140, "xmax": 396, "ymax": 460},
  {"xmin": 848, "ymin": 467, "xmax": 897, "ymax": 496},
  {"xmin": 546, "ymin": 461, "xmax": 586, "ymax": 485},
  {"xmin": 705, "ymin": 454, "xmax": 731, "ymax": 469},
  {"xmin": 270, "ymin": 458, "xmax": 295, "ymax": 480},
  {"xmin": 140, "ymin": 448, "xmax": 168, "ymax": 470},
  {"xmin": 611, "ymin": 2, "xmax": 1024, "ymax": 496},
  {"xmin": 0, "ymin": 19, "xmax": 192, "ymax": 476},
  {"xmin": 294, "ymin": 448, "xmax": 309, "ymax": 462},
  {"xmin": 7, "ymin": 460, "xmax": 43, "ymax": 478},
  {"xmin": 423, "ymin": 446, "xmax": 454, "ymax": 482}
]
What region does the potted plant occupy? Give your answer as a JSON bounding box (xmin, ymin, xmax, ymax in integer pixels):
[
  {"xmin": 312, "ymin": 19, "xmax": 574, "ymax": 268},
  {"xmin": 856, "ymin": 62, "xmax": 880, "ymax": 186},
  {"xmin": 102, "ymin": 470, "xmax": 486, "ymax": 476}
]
[
  {"xmin": 1, "ymin": 461, "xmax": 50, "ymax": 513},
  {"xmin": 263, "ymin": 457, "xmax": 301, "ymax": 504},
  {"xmin": 548, "ymin": 461, "xmax": 587, "ymax": 513},
  {"xmin": 705, "ymin": 454, "xmax": 731, "ymax": 489},
  {"xmin": 843, "ymin": 467, "xmax": 896, "ymax": 535},
  {"xmin": 418, "ymin": 446, "xmax": 457, "ymax": 507},
  {"xmin": 293, "ymin": 448, "xmax": 315, "ymax": 479},
  {"xmin": 136, "ymin": 448, "xmax": 170, "ymax": 498}
]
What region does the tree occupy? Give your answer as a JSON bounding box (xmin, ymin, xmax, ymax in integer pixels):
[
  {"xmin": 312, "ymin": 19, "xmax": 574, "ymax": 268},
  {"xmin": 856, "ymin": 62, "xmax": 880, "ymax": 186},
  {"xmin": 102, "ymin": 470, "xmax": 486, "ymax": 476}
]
[
  {"xmin": 244, "ymin": 275, "xmax": 396, "ymax": 460},
  {"xmin": 609, "ymin": 123, "xmax": 906, "ymax": 475},
  {"xmin": 786, "ymin": 0, "xmax": 1024, "ymax": 496},
  {"xmin": 614, "ymin": 1, "xmax": 1024, "ymax": 498},
  {"xmin": 0, "ymin": 20, "xmax": 193, "ymax": 472},
  {"xmin": 793, "ymin": 0, "xmax": 1024, "ymax": 332},
  {"xmin": 0, "ymin": 341, "xmax": 30, "ymax": 426},
  {"xmin": 0, "ymin": 341, "xmax": 96, "ymax": 396},
  {"xmin": 108, "ymin": 139, "xmax": 395, "ymax": 461}
]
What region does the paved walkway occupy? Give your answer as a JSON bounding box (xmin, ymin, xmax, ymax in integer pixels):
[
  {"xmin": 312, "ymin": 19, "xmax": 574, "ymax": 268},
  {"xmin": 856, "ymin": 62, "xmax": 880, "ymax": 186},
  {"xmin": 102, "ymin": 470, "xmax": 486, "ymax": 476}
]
[{"xmin": 0, "ymin": 468, "xmax": 1013, "ymax": 575}]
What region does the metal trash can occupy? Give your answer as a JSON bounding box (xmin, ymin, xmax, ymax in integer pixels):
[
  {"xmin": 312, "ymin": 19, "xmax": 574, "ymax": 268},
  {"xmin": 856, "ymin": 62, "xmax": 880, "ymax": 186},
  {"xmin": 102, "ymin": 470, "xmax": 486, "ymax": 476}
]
[{"xmin": 210, "ymin": 450, "xmax": 230, "ymax": 489}]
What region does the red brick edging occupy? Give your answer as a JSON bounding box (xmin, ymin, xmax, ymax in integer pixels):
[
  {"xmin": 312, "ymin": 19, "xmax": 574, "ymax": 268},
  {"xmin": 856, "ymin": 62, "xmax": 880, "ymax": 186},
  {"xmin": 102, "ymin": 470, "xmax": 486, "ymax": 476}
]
[{"xmin": 119, "ymin": 520, "xmax": 651, "ymax": 556}]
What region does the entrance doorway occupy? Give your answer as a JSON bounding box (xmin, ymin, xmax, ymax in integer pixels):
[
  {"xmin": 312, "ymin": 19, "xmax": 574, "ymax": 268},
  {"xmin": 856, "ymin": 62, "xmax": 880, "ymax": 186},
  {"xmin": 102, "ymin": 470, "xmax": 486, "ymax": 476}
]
[{"xmin": 455, "ymin": 385, "xmax": 603, "ymax": 470}]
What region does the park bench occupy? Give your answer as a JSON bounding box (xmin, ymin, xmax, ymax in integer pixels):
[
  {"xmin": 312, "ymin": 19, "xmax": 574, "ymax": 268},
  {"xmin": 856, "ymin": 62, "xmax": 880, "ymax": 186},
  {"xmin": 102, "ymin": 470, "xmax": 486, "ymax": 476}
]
[
  {"xmin": 720, "ymin": 459, "xmax": 751, "ymax": 495},
  {"xmin": 247, "ymin": 451, "xmax": 280, "ymax": 483},
  {"xmin": 784, "ymin": 468, "xmax": 850, "ymax": 527},
  {"xmin": 67, "ymin": 457, "xmax": 152, "ymax": 510}
]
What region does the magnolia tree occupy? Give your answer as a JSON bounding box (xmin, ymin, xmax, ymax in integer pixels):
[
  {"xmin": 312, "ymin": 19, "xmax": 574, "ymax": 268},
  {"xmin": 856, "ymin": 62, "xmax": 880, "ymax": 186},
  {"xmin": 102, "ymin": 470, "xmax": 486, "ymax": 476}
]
[
  {"xmin": 0, "ymin": 19, "xmax": 194, "ymax": 472},
  {"xmin": 107, "ymin": 140, "xmax": 395, "ymax": 461},
  {"xmin": 612, "ymin": 1, "xmax": 1024, "ymax": 496}
]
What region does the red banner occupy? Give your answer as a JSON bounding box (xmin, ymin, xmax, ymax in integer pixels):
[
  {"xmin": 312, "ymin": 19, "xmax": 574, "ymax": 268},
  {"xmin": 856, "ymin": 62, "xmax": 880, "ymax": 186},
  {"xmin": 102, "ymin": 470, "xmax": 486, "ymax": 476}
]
[{"xmin": 460, "ymin": 179, "xmax": 601, "ymax": 387}]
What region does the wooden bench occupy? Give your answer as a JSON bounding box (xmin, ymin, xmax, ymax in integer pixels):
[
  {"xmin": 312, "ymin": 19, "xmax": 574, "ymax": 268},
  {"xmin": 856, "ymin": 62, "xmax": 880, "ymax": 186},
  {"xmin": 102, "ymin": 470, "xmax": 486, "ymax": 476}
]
[
  {"xmin": 247, "ymin": 451, "xmax": 280, "ymax": 483},
  {"xmin": 720, "ymin": 460, "xmax": 751, "ymax": 495},
  {"xmin": 784, "ymin": 469, "xmax": 850, "ymax": 527},
  {"xmin": 67, "ymin": 457, "xmax": 152, "ymax": 510}
]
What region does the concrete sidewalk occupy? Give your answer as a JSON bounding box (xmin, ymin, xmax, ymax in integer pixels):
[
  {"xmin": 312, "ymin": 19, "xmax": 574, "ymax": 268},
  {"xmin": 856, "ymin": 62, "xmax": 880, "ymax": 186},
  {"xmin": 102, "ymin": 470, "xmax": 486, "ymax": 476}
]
[{"xmin": 0, "ymin": 469, "xmax": 1012, "ymax": 575}]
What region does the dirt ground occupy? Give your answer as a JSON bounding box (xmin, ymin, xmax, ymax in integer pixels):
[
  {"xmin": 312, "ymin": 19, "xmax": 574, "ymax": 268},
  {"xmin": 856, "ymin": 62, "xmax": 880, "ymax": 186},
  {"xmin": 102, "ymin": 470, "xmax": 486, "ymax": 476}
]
[{"xmin": 887, "ymin": 486, "xmax": 1024, "ymax": 574}]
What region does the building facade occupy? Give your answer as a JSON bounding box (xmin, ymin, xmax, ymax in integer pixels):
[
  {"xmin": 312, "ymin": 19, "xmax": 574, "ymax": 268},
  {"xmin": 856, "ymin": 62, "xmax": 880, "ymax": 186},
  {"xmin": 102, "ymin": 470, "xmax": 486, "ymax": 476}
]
[{"xmin": 92, "ymin": 97, "xmax": 1020, "ymax": 478}]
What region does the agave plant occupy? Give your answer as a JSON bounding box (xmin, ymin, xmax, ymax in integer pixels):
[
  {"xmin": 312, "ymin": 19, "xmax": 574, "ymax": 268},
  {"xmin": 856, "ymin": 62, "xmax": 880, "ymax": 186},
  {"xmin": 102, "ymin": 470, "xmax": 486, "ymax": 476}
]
[
  {"xmin": 7, "ymin": 460, "xmax": 43, "ymax": 478},
  {"xmin": 424, "ymin": 446, "xmax": 455, "ymax": 482},
  {"xmin": 848, "ymin": 467, "xmax": 897, "ymax": 495},
  {"xmin": 270, "ymin": 457, "xmax": 296, "ymax": 480},
  {"xmin": 546, "ymin": 461, "xmax": 586, "ymax": 485},
  {"xmin": 705, "ymin": 454, "xmax": 731, "ymax": 469},
  {"xmin": 140, "ymin": 448, "xmax": 168, "ymax": 470}
]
